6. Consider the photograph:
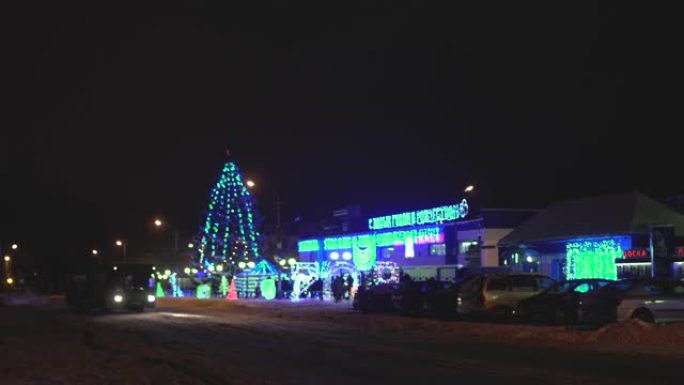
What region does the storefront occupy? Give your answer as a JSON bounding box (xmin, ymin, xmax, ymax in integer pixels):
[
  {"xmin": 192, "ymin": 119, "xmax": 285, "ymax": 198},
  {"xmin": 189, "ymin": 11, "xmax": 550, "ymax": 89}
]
[
  {"xmin": 297, "ymin": 199, "xmax": 537, "ymax": 285},
  {"xmin": 497, "ymin": 192, "xmax": 684, "ymax": 281}
]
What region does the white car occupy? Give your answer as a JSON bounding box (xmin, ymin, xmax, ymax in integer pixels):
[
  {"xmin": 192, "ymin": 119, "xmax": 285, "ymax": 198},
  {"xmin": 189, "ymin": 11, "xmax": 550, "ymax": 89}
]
[{"xmin": 580, "ymin": 279, "xmax": 684, "ymax": 324}]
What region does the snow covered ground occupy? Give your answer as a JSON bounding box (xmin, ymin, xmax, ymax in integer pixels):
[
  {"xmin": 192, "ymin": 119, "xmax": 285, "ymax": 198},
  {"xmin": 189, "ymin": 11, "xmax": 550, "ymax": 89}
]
[{"xmin": 2, "ymin": 296, "xmax": 684, "ymax": 384}]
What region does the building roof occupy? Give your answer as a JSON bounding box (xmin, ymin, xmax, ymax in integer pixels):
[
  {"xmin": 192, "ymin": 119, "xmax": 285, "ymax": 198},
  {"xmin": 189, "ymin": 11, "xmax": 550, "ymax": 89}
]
[{"xmin": 498, "ymin": 192, "xmax": 684, "ymax": 246}]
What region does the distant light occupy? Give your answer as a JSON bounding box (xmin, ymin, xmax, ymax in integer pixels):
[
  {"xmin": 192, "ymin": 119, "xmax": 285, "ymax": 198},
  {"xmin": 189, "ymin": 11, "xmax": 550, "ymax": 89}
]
[
  {"xmin": 278, "ymin": 259, "xmax": 286, "ymax": 266},
  {"xmin": 11, "ymin": 244, "xmax": 18, "ymax": 250},
  {"xmin": 92, "ymin": 249, "xmax": 99, "ymax": 256},
  {"xmin": 208, "ymin": 265, "xmax": 215, "ymax": 272},
  {"xmin": 187, "ymin": 243, "xmax": 194, "ymax": 249},
  {"xmin": 330, "ymin": 252, "xmax": 340, "ymax": 260},
  {"xmin": 6, "ymin": 277, "xmax": 14, "ymax": 285},
  {"xmin": 164, "ymin": 269, "xmax": 171, "ymax": 276},
  {"xmin": 4, "ymin": 255, "xmax": 10, "ymax": 262},
  {"xmin": 191, "ymin": 268, "xmax": 198, "ymax": 274},
  {"xmin": 238, "ymin": 261, "xmax": 246, "ymax": 269},
  {"xmin": 147, "ymin": 295, "xmax": 156, "ymax": 303},
  {"xmin": 464, "ymin": 185, "xmax": 475, "ymax": 193},
  {"xmin": 288, "ymin": 258, "xmax": 297, "ymax": 266},
  {"xmin": 247, "ymin": 261, "xmax": 256, "ymax": 269},
  {"xmin": 154, "ymin": 219, "xmax": 163, "ymax": 227},
  {"xmin": 246, "ymin": 180, "xmax": 255, "ymax": 188},
  {"xmin": 115, "ymin": 240, "xmax": 123, "ymax": 246},
  {"xmin": 152, "ymin": 266, "xmax": 156, "ymax": 271},
  {"xmin": 216, "ymin": 264, "xmax": 224, "ymax": 272},
  {"xmin": 113, "ymin": 294, "xmax": 123, "ymax": 303},
  {"xmin": 113, "ymin": 266, "xmax": 118, "ymax": 271},
  {"xmin": 342, "ymin": 251, "xmax": 352, "ymax": 260},
  {"xmin": 526, "ymin": 256, "xmax": 534, "ymax": 263},
  {"xmin": 184, "ymin": 267, "xmax": 191, "ymax": 275}
]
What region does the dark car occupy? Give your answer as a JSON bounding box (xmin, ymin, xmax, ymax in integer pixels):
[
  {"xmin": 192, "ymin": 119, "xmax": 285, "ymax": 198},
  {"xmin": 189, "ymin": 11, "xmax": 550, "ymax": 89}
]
[
  {"xmin": 353, "ymin": 283, "xmax": 399, "ymax": 313},
  {"xmin": 391, "ymin": 279, "xmax": 451, "ymax": 316},
  {"xmin": 515, "ymin": 279, "xmax": 612, "ymax": 324},
  {"xmin": 578, "ymin": 278, "xmax": 684, "ymax": 325},
  {"xmin": 422, "ymin": 278, "xmax": 473, "ymax": 318}
]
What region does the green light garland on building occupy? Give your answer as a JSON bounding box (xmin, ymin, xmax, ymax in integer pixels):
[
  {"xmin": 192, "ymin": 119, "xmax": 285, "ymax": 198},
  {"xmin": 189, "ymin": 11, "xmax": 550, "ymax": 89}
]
[{"xmin": 566, "ymin": 239, "xmax": 621, "ymax": 280}]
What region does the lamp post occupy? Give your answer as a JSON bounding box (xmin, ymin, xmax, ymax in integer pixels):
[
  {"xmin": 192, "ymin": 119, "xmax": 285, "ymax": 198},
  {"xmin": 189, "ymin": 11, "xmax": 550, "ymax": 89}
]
[{"xmin": 115, "ymin": 240, "xmax": 127, "ymax": 263}]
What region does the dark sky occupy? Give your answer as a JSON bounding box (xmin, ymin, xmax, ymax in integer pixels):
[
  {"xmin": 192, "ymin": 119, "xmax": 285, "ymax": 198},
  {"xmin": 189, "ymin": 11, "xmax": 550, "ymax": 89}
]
[{"xmin": 1, "ymin": 2, "xmax": 680, "ymax": 266}]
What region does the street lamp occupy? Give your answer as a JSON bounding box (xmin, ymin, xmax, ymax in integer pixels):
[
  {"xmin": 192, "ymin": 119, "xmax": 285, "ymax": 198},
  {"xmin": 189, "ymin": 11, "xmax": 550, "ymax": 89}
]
[
  {"xmin": 464, "ymin": 185, "xmax": 475, "ymax": 193},
  {"xmin": 4, "ymin": 255, "xmax": 10, "ymax": 262},
  {"xmin": 115, "ymin": 240, "xmax": 127, "ymax": 262},
  {"xmin": 92, "ymin": 249, "xmax": 99, "ymax": 256},
  {"xmin": 187, "ymin": 243, "xmax": 194, "ymax": 249},
  {"xmin": 11, "ymin": 243, "xmax": 18, "ymax": 250},
  {"xmin": 154, "ymin": 219, "xmax": 163, "ymax": 227}
]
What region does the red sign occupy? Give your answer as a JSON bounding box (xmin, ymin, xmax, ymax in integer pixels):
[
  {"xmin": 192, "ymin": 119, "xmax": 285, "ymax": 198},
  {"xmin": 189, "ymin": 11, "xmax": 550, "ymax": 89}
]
[
  {"xmin": 677, "ymin": 247, "xmax": 684, "ymax": 256},
  {"xmin": 623, "ymin": 249, "xmax": 649, "ymax": 258}
]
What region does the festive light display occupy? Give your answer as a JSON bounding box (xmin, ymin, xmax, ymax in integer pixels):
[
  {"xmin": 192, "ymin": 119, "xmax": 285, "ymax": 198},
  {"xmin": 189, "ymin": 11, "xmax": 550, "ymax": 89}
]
[
  {"xmin": 156, "ymin": 281, "xmax": 165, "ymax": 298},
  {"xmin": 374, "ymin": 261, "xmax": 401, "ymax": 284},
  {"xmin": 368, "ymin": 199, "xmax": 469, "ymax": 230},
  {"xmin": 196, "ymin": 283, "xmax": 212, "ymax": 299},
  {"xmin": 260, "ymin": 278, "xmax": 277, "ymax": 300},
  {"xmin": 220, "ymin": 275, "xmax": 229, "ymax": 297},
  {"xmin": 566, "ymin": 238, "xmax": 622, "ymax": 280},
  {"xmin": 227, "ymin": 278, "xmax": 238, "ymax": 300},
  {"xmin": 196, "ymin": 154, "xmax": 261, "ymax": 269},
  {"xmin": 353, "ymin": 234, "xmax": 377, "ymax": 271},
  {"xmin": 170, "ymin": 274, "xmax": 183, "ymax": 297}
]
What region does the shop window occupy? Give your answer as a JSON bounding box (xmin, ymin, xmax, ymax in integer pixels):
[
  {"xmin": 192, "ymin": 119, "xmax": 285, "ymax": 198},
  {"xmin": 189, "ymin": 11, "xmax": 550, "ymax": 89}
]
[
  {"xmin": 430, "ymin": 243, "xmax": 446, "ymax": 256},
  {"xmin": 382, "ymin": 247, "xmax": 394, "ymax": 259},
  {"xmin": 459, "ymin": 241, "xmax": 479, "ymax": 255}
]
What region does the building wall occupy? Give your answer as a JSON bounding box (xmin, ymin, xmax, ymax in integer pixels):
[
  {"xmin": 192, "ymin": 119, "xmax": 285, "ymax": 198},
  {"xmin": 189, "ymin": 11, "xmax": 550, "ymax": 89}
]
[{"xmin": 482, "ymin": 228, "xmax": 514, "ymax": 267}]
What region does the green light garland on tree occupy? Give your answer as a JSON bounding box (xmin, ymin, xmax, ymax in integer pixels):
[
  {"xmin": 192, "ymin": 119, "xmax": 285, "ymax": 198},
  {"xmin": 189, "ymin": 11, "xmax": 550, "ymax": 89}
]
[{"xmin": 196, "ymin": 151, "xmax": 262, "ymax": 270}]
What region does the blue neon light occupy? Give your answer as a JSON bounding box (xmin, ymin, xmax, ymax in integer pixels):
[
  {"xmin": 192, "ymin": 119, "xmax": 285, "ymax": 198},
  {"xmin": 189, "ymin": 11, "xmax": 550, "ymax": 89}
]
[{"xmin": 368, "ymin": 199, "xmax": 468, "ymax": 230}]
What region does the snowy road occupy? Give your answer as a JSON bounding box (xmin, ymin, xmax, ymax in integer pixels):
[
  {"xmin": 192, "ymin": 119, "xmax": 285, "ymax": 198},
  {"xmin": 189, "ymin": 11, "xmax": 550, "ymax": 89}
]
[{"xmin": 2, "ymin": 297, "xmax": 684, "ymax": 384}]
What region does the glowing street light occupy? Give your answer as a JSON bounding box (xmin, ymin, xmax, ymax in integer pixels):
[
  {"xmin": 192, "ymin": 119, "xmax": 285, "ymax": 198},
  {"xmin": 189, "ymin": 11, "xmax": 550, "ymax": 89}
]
[
  {"xmin": 246, "ymin": 180, "xmax": 255, "ymax": 188},
  {"xmin": 464, "ymin": 185, "xmax": 475, "ymax": 193},
  {"xmin": 92, "ymin": 249, "xmax": 99, "ymax": 256},
  {"xmin": 287, "ymin": 258, "xmax": 297, "ymax": 266},
  {"xmin": 4, "ymin": 255, "xmax": 10, "ymax": 262},
  {"xmin": 115, "ymin": 240, "xmax": 127, "ymax": 261},
  {"xmin": 11, "ymin": 243, "xmax": 18, "ymax": 250},
  {"xmin": 247, "ymin": 261, "xmax": 256, "ymax": 269},
  {"xmin": 278, "ymin": 259, "xmax": 286, "ymax": 266},
  {"xmin": 238, "ymin": 261, "xmax": 246, "ymax": 269},
  {"xmin": 6, "ymin": 277, "xmax": 13, "ymax": 285},
  {"xmin": 154, "ymin": 219, "xmax": 163, "ymax": 227},
  {"xmin": 187, "ymin": 243, "xmax": 194, "ymax": 249}
]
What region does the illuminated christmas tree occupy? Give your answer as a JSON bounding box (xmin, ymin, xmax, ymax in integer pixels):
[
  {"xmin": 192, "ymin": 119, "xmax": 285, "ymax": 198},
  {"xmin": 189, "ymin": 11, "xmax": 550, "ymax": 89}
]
[
  {"xmin": 196, "ymin": 151, "xmax": 261, "ymax": 271},
  {"xmin": 227, "ymin": 278, "xmax": 238, "ymax": 300},
  {"xmin": 220, "ymin": 275, "xmax": 229, "ymax": 297}
]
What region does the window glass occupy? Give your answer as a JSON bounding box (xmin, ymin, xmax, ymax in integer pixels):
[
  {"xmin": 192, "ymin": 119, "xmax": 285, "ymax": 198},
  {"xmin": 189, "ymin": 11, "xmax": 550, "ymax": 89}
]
[
  {"xmin": 430, "ymin": 243, "xmax": 446, "ymax": 256},
  {"xmin": 488, "ymin": 276, "xmax": 510, "ymax": 291},
  {"xmin": 536, "ymin": 277, "xmax": 555, "ymax": 289},
  {"xmin": 511, "ymin": 276, "xmax": 537, "ymax": 291}
]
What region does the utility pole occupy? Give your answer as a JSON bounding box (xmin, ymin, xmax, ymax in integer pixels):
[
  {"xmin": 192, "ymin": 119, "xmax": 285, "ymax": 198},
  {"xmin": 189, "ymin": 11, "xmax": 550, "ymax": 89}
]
[{"xmin": 275, "ymin": 195, "xmax": 282, "ymax": 251}]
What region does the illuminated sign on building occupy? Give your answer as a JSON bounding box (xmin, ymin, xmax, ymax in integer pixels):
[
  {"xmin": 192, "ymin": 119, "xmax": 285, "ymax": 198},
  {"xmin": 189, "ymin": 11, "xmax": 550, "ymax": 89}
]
[
  {"xmin": 368, "ymin": 199, "xmax": 469, "ymax": 230},
  {"xmin": 297, "ymin": 240, "xmax": 320, "ymax": 252},
  {"xmin": 623, "ymin": 249, "xmax": 649, "ymax": 258},
  {"xmin": 298, "ymin": 226, "xmax": 445, "ymax": 254}
]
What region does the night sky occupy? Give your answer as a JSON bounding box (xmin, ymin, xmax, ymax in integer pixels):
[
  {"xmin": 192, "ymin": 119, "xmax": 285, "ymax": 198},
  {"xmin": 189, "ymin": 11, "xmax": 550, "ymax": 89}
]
[{"xmin": 1, "ymin": 2, "xmax": 680, "ymax": 271}]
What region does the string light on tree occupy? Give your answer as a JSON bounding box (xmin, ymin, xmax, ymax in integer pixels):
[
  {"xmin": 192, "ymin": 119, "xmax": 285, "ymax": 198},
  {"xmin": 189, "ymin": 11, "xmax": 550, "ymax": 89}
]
[{"xmin": 195, "ymin": 150, "xmax": 262, "ymax": 270}]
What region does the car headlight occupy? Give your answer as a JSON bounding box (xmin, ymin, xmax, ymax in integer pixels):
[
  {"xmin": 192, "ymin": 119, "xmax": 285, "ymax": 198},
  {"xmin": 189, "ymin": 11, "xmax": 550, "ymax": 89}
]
[
  {"xmin": 114, "ymin": 294, "xmax": 124, "ymax": 303},
  {"xmin": 147, "ymin": 295, "xmax": 156, "ymax": 303}
]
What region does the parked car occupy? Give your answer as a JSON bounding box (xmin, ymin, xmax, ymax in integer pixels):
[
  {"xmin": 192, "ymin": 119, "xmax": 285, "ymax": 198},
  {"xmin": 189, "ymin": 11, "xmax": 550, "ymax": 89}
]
[
  {"xmin": 391, "ymin": 279, "xmax": 451, "ymax": 316},
  {"xmin": 456, "ymin": 273, "xmax": 556, "ymax": 319},
  {"xmin": 353, "ymin": 283, "xmax": 399, "ymax": 313},
  {"xmin": 515, "ymin": 279, "xmax": 612, "ymax": 324},
  {"xmin": 578, "ymin": 278, "xmax": 684, "ymax": 325},
  {"xmin": 422, "ymin": 278, "xmax": 469, "ymax": 319}
]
